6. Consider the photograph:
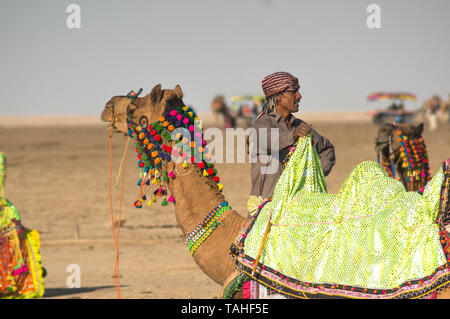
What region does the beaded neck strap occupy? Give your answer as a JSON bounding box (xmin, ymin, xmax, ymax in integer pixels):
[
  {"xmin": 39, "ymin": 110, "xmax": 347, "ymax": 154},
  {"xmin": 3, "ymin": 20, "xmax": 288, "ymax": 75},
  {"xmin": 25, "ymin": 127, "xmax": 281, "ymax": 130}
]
[{"xmin": 185, "ymin": 201, "xmax": 232, "ymax": 256}]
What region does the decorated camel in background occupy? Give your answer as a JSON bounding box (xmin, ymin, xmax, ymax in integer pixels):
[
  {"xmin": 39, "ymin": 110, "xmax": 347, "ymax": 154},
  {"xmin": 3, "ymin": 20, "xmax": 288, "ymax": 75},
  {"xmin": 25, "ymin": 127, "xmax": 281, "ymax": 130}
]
[
  {"xmin": 102, "ymin": 84, "xmax": 450, "ymax": 299},
  {"xmin": 375, "ymin": 122, "xmax": 430, "ymax": 192}
]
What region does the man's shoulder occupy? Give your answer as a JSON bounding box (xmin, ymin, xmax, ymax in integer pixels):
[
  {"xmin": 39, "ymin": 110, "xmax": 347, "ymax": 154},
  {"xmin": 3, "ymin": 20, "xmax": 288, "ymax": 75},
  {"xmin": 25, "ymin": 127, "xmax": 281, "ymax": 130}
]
[
  {"xmin": 253, "ymin": 112, "xmax": 275, "ymax": 129},
  {"xmin": 292, "ymin": 116, "xmax": 308, "ymax": 126}
]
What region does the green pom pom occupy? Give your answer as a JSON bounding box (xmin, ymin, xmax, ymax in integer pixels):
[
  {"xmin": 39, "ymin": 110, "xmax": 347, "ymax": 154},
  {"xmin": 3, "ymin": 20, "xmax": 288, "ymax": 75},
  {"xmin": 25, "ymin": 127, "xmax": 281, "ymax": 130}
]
[{"xmin": 161, "ymin": 198, "xmax": 168, "ymax": 206}]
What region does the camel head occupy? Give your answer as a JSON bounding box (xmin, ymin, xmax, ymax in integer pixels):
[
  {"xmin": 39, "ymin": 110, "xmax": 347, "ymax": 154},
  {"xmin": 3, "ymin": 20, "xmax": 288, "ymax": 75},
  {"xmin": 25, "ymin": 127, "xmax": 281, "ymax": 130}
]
[
  {"xmin": 375, "ymin": 122, "xmax": 430, "ymax": 191},
  {"xmin": 101, "ymin": 94, "xmax": 145, "ymax": 134},
  {"xmin": 101, "ymin": 84, "xmax": 222, "ymax": 208},
  {"xmin": 101, "ymin": 84, "xmax": 185, "ymax": 135}
]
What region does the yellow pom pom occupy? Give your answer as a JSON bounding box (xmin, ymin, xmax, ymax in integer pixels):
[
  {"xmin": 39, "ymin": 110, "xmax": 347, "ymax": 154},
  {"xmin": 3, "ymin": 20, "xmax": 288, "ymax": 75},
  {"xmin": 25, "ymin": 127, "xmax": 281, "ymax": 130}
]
[
  {"xmin": 217, "ymin": 183, "xmax": 223, "ymax": 191},
  {"xmin": 151, "ymin": 179, "xmax": 158, "ymax": 185},
  {"xmin": 147, "ymin": 201, "xmax": 152, "ymax": 207},
  {"xmin": 203, "ymin": 170, "xmax": 209, "ymax": 177},
  {"xmin": 188, "ymin": 112, "xmax": 193, "ymax": 117},
  {"xmin": 182, "ymin": 106, "xmax": 189, "ymax": 111},
  {"xmin": 182, "ymin": 162, "xmax": 188, "ymax": 169}
]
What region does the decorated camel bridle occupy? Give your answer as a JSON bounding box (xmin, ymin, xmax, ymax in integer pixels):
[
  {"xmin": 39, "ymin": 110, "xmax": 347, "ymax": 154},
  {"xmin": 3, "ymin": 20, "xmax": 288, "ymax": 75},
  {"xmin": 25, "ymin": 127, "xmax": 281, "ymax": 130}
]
[
  {"xmin": 121, "ymin": 89, "xmax": 232, "ymax": 255},
  {"xmin": 378, "ymin": 124, "xmax": 430, "ymax": 192}
]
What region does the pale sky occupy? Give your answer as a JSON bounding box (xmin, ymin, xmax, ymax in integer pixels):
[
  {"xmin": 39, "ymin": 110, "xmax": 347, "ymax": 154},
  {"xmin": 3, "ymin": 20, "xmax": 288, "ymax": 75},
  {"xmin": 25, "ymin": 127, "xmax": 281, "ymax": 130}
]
[{"xmin": 0, "ymin": 0, "xmax": 449, "ymax": 115}]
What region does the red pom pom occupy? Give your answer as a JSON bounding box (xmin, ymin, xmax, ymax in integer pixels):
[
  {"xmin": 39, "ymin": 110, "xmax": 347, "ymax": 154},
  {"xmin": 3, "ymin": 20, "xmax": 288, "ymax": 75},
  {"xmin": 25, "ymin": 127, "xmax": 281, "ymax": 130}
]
[
  {"xmin": 154, "ymin": 135, "xmax": 161, "ymax": 141},
  {"xmin": 198, "ymin": 162, "xmax": 205, "ymax": 169},
  {"xmin": 213, "ymin": 176, "xmax": 220, "ymax": 182},
  {"xmin": 207, "ymin": 168, "xmax": 214, "ymax": 175},
  {"xmin": 150, "ymin": 130, "xmax": 156, "ymax": 136}
]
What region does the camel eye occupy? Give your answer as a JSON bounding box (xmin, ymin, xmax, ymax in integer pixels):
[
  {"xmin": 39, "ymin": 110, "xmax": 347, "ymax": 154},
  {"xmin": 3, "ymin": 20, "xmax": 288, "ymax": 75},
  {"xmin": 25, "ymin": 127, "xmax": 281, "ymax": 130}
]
[
  {"xmin": 127, "ymin": 103, "xmax": 137, "ymax": 116},
  {"xmin": 139, "ymin": 116, "xmax": 148, "ymax": 127}
]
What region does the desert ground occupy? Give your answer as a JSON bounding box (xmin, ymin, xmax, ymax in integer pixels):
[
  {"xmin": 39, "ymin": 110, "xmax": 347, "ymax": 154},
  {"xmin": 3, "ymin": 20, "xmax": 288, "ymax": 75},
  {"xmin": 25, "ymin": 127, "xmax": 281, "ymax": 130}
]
[{"xmin": 0, "ymin": 112, "xmax": 449, "ymax": 299}]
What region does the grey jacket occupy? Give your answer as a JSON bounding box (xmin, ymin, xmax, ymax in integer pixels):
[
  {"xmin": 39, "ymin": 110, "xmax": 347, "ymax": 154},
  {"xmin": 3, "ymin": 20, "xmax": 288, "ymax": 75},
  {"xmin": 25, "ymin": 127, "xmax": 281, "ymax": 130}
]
[{"xmin": 250, "ymin": 110, "xmax": 335, "ymax": 199}]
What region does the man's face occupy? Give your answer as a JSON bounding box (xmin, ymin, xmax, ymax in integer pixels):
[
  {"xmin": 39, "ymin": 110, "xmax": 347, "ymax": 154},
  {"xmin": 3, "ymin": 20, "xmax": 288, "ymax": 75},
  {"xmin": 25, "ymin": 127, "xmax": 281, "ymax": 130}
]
[{"xmin": 276, "ymin": 90, "xmax": 302, "ymax": 114}]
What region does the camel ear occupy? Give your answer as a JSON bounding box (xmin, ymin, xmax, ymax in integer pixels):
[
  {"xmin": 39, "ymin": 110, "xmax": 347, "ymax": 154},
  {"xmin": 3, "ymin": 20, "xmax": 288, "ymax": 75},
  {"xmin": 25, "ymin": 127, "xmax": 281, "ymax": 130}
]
[
  {"xmin": 150, "ymin": 84, "xmax": 163, "ymax": 105},
  {"xmin": 174, "ymin": 85, "xmax": 183, "ymax": 99},
  {"xmin": 416, "ymin": 123, "xmax": 424, "ymax": 136}
]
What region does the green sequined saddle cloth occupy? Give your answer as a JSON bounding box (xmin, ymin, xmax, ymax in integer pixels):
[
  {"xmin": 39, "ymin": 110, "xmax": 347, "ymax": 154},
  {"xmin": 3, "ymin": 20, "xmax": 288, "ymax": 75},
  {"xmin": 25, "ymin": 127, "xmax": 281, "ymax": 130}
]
[{"xmin": 230, "ymin": 136, "xmax": 450, "ymax": 298}]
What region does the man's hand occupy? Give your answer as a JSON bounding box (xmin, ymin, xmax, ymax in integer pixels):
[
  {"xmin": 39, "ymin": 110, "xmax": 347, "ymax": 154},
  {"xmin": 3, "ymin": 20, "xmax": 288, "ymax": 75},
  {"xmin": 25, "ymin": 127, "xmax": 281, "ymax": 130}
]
[{"xmin": 293, "ymin": 122, "xmax": 312, "ymax": 140}]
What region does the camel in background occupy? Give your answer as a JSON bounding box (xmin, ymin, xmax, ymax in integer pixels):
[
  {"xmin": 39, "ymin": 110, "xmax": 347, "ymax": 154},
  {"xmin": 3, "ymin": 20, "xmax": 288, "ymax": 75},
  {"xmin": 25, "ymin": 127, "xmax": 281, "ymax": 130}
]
[
  {"xmin": 422, "ymin": 95, "xmax": 450, "ymax": 131},
  {"xmin": 375, "ymin": 122, "xmax": 430, "ymax": 192}
]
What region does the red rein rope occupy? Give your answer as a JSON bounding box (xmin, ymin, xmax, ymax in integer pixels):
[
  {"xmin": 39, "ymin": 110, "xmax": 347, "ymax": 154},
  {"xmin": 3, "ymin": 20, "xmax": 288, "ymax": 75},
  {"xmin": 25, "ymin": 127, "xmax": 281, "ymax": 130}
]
[{"xmin": 108, "ymin": 117, "xmax": 128, "ymax": 298}]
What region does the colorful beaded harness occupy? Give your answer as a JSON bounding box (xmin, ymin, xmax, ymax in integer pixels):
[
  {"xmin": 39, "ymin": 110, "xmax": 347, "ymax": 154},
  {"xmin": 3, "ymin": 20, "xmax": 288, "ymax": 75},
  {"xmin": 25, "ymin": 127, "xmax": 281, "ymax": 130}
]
[
  {"xmin": 379, "ymin": 128, "xmax": 430, "ymax": 192},
  {"xmin": 184, "ymin": 201, "xmax": 232, "ymax": 256},
  {"xmin": 124, "ymin": 89, "xmax": 224, "ymax": 209},
  {"xmin": 123, "ymin": 89, "xmax": 231, "ymax": 255}
]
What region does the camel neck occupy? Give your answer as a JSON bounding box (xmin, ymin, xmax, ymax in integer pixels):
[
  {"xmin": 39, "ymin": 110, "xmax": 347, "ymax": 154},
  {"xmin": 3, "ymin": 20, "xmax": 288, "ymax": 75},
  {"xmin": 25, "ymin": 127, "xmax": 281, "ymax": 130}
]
[{"xmin": 169, "ymin": 163, "xmax": 249, "ymax": 285}]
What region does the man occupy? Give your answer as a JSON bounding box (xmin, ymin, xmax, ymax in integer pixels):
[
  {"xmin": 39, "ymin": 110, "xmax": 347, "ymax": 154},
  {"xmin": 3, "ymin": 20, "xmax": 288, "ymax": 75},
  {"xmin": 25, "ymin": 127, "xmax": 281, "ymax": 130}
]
[{"xmin": 248, "ymin": 72, "xmax": 335, "ymax": 214}]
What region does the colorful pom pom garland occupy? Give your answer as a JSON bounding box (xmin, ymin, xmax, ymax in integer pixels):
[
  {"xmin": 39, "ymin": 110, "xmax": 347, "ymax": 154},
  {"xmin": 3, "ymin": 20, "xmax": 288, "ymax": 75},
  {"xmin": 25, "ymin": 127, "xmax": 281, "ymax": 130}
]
[
  {"xmin": 125, "ymin": 95, "xmax": 223, "ymax": 208},
  {"xmin": 379, "ymin": 129, "xmax": 430, "ymax": 193}
]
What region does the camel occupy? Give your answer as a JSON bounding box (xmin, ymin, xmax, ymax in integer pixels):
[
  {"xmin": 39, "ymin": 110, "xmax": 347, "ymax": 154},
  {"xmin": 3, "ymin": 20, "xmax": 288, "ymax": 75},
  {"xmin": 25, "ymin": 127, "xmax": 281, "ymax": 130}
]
[
  {"xmin": 375, "ymin": 122, "xmax": 430, "ymax": 192},
  {"xmin": 102, "ymin": 84, "xmax": 450, "ymax": 299},
  {"xmin": 422, "ymin": 95, "xmax": 450, "ymax": 131},
  {"xmin": 210, "ymin": 95, "xmax": 234, "ymax": 128},
  {"xmin": 102, "ymin": 84, "xmax": 250, "ymax": 298}
]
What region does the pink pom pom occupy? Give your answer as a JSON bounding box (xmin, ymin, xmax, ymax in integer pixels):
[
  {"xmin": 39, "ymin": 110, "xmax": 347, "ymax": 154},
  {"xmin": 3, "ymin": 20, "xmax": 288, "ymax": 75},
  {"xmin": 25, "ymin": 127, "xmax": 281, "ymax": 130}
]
[
  {"xmin": 168, "ymin": 171, "xmax": 175, "ymax": 178},
  {"xmin": 168, "ymin": 195, "xmax": 175, "ymax": 202},
  {"xmin": 183, "ymin": 118, "xmax": 189, "ymax": 124},
  {"xmin": 195, "ymin": 131, "xmax": 202, "ymax": 138},
  {"xmin": 176, "ymin": 114, "xmax": 182, "ymax": 120},
  {"xmin": 188, "ymin": 125, "xmax": 195, "ymax": 132},
  {"xmin": 170, "ymin": 110, "xmax": 178, "ymax": 116}
]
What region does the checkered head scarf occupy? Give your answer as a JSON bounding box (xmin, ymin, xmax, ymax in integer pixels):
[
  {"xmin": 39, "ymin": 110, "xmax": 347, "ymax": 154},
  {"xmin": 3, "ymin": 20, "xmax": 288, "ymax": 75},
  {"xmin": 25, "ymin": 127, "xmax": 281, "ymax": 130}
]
[{"xmin": 261, "ymin": 72, "xmax": 300, "ymax": 113}]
